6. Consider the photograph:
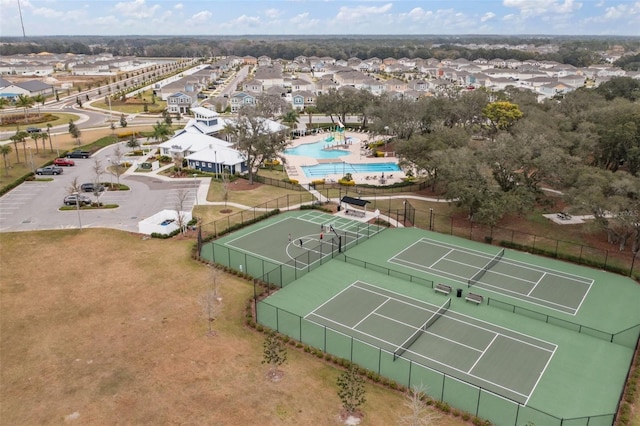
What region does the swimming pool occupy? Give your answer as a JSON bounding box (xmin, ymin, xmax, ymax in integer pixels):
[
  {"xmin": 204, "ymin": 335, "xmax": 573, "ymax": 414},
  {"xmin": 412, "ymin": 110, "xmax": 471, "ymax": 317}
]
[
  {"xmin": 301, "ymin": 162, "xmax": 400, "ymax": 178},
  {"xmin": 284, "ymin": 139, "xmax": 349, "ymax": 159}
]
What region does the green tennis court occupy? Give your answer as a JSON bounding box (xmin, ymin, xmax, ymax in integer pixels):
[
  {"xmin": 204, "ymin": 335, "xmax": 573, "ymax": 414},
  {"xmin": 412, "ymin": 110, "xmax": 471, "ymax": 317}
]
[
  {"xmin": 306, "ymin": 281, "xmax": 555, "ymax": 404},
  {"xmin": 389, "ymin": 237, "xmax": 592, "ymax": 315},
  {"xmin": 204, "ymin": 213, "xmax": 640, "ymax": 425},
  {"xmin": 200, "ymin": 210, "xmax": 385, "ymax": 277}
]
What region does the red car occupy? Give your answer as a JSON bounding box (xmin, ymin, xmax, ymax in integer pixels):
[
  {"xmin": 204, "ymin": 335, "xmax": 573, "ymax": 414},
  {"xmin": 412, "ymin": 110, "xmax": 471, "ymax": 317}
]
[{"xmin": 54, "ymin": 158, "xmax": 75, "ymax": 167}]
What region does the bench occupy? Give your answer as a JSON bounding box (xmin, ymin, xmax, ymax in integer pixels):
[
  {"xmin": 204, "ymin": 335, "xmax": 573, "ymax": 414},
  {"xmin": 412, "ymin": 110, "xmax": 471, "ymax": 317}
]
[
  {"xmin": 465, "ymin": 292, "xmax": 483, "ymax": 305},
  {"xmin": 345, "ymin": 209, "xmax": 366, "ymax": 218},
  {"xmin": 434, "ymin": 283, "xmax": 452, "ymax": 295}
]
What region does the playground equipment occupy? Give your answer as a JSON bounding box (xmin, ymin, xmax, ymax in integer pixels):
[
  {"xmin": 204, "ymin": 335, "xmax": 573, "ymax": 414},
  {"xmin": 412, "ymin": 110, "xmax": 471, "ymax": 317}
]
[{"xmin": 324, "ymin": 121, "xmax": 346, "ymax": 146}]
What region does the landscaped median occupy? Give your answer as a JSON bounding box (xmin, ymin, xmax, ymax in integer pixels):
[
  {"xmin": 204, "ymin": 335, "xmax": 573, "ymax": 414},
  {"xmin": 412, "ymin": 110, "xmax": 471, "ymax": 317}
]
[{"xmin": 59, "ymin": 203, "xmax": 119, "ymax": 211}]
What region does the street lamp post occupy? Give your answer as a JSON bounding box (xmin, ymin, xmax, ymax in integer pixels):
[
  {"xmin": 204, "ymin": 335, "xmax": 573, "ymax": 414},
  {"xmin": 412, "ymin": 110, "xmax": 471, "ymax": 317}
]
[
  {"xmin": 403, "ymin": 199, "xmax": 407, "ymax": 227},
  {"xmin": 27, "ymin": 147, "xmax": 34, "ymax": 173},
  {"xmin": 384, "ymin": 126, "xmax": 390, "ymax": 155},
  {"xmin": 193, "ymin": 174, "xmax": 198, "ymax": 206},
  {"xmin": 73, "ymin": 191, "xmax": 82, "ymax": 229},
  {"xmin": 106, "ymin": 158, "xmax": 113, "ymax": 188}
]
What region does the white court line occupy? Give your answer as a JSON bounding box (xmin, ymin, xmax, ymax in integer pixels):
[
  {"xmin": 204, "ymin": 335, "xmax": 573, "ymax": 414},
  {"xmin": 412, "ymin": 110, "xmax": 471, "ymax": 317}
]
[
  {"xmin": 222, "ymin": 216, "xmax": 330, "ymax": 269},
  {"xmin": 398, "ymin": 343, "xmax": 530, "ymax": 399},
  {"xmin": 306, "ymin": 281, "xmax": 361, "ymax": 316},
  {"xmin": 389, "ymin": 256, "xmax": 468, "ymax": 283},
  {"xmin": 225, "ymin": 216, "xmax": 302, "ymax": 246},
  {"xmin": 307, "ymin": 308, "xmax": 532, "ymax": 399},
  {"xmin": 525, "ymin": 345, "xmax": 557, "ymax": 406},
  {"xmin": 471, "ymin": 280, "xmax": 578, "ymax": 314},
  {"xmin": 353, "ymin": 298, "xmax": 390, "ymax": 329},
  {"xmin": 429, "ymin": 249, "xmax": 454, "ymax": 269},
  {"xmin": 390, "ymin": 248, "xmax": 583, "ymax": 314},
  {"xmin": 353, "ymin": 281, "xmax": 555, "ymax": 352},
  {"xmin": 390, "ymin": 239, "xmax": 427, "ymax": 264},
  {"xmin": 419, "ymin": 237, "xmax": 593, "ymax": 284},
  {"xmin": 468, "ymin": 334, "xmax": 498, "ymax": 374},
  {"xmin": 527, "ymin": 272, "xmax": 547, "ymax": 296},
  {"xmin": 352, "ymin": 282, "xmax": 441, "ymax": 311}
]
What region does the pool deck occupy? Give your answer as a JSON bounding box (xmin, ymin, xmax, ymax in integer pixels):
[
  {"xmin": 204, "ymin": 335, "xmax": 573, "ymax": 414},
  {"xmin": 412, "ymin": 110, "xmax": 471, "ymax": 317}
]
[{"xmin": 283, "ymin": 131, "xmax": 405, "ymax": 186}]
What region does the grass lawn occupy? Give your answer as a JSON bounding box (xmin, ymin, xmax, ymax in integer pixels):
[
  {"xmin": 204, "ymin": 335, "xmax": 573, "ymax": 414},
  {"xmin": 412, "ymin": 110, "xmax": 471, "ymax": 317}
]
[
  {"xmin": 92, "ymin": 89, "xmax": 166, "ymax": 114},
  {"xmin": 0, "ymin": 229, "xmax": 466, "ymax": 425},
  {"xmin": 0, "ymin": 112, "xmax": 81, "ymax": 132},
  {"xmin": 1, "ymin": 127, "xmax": 154, "ymax": 189}
]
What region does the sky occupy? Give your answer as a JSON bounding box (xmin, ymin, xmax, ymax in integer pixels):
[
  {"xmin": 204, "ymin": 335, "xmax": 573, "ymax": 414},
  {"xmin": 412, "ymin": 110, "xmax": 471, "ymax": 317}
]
[{"xmin": 0, "ymin": 0, "xmax": 639, "ymax": 37}]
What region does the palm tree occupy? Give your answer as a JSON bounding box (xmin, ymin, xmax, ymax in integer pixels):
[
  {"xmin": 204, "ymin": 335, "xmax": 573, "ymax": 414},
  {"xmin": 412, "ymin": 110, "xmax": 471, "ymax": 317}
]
[
  {"xmin": 15, "ymin": 94, "xmax": 34, "ymax": 124},
  {"xmin": 38, "ymin": 132, "xmax": 47, "ymax": 153},
  {"xmin": 150, "ymin": 121, "xmax": 171, "ymax": 143},
  {"xmin": 280, "ymin": 109, "xmax": 300, "ymax": 141},
  {"xmin": 32, "ymin": 94, "xmax": 45, "ymax": 116},
  {"xmin": 0, "ymin": 144, "xmax": 12, "ymax": 176},
  {"xmin": 31, "ymin": 133, "xmax": 40, "ymax": 154},
  {"xmin": 0, "ymin": 97, "xmax": 10, "ymax": 125},
  {"xmin": 9, "ymin": 131, "xmax": 27, "ymax": 163},
  {"xmin": 46, "ymin": 123, "xmax": 53, "ymax": 153}
]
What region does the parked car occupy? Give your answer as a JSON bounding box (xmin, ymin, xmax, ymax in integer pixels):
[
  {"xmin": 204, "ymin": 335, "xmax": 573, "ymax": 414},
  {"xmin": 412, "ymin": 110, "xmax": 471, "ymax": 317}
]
[
  {"xmin": 26, "ymin": 127, "xmax": 41, "ymax": 133},
  {"xmin": 81, "ymin": 183, "xmax": 105, "ymax": 193},
  {"xmin": 54, "ymin": 158, "xmax": 75, "ymax": 167},
  {"xmin": 63, "ymin": 194, "xmax": 91, "ymax": 206},
  {"xmin": 66, "ymin": 150, "xmax": 90, "ymax": 159},
  {"xmin": 35, "ymin": 166, "xmax": 63, "ymax": 175}
]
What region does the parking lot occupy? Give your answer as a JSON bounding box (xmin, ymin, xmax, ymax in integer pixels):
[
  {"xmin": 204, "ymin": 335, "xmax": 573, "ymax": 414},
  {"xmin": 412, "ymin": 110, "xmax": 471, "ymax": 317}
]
[{"xmin": 0, "ymin": 144, "xmax": 199, "ymax": 233}]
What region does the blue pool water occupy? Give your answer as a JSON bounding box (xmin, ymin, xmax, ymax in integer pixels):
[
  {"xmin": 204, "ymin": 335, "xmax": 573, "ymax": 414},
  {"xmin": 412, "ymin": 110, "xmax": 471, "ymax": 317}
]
[
  {"xmin": 284, "ymin": 139, "xmax": 349, "ymax": 159},
  {"xmin": 301, "ymin": 162, "xmax": 400, "ymax": 178}
]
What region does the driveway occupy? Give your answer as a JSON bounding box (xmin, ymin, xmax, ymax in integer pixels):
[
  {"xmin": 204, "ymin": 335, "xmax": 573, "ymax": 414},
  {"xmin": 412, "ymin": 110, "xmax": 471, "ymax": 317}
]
[{"xmin": 0, "ymin": 144, "xmax": 199, "ymax": 233}]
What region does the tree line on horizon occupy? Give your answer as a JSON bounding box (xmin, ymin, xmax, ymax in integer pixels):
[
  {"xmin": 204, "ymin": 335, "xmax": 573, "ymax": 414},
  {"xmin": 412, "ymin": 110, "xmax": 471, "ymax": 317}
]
[{"xmin": 1, "ymin": 35, "xmax": 639, "ymax": 69}]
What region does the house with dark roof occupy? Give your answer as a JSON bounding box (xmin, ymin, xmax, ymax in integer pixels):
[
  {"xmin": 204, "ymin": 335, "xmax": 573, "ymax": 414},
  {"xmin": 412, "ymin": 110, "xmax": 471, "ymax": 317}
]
[
  {"xmin": 230, "ymin": 92, "xmax": 257, "ymax": 112},
  {"xmin": 167, "ymin": 92, "xmax": 197, "ymax": 114}
]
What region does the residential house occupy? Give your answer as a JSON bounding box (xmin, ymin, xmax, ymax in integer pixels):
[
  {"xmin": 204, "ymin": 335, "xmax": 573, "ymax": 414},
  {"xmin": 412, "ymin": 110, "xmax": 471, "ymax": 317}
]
[
  {"xmin": 257, "ymin": 56, "xmax": 272, "ymax": 67},
  {"xmin": 291, "ymin": 90, "xmax": 316, "ymax": 110},
  {"xmin": 287, "ymin": 76, "xmax": 314, "ymax": 92},
  {"xmin": 384, "ymin": 78, "xmax": 408, "ymax": 93},
  {"xmin": 230, "ymin": 92, "xmax": 257, "ymax": 112},
  {"xmin": 536, "ymin": 82, "xmax": 573, "ymax": 100},
  {"xmin": 242, "ymin": 56, "xmax": 257, "ymax": 66},
  {"xmin": 167, "ymin": 91, "xmax": 197, "ymax": 114},
  {"xmin": 254, "ymin": 64, "xmax": 284, "ymax": 88},
  {"xmin": 242, "ymin": 78, "xmax": 264, "ymax": 93}
]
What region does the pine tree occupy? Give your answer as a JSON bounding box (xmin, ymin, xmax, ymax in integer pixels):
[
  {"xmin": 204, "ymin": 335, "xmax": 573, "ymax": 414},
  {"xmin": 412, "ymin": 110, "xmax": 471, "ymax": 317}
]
[
  {"xmin": 336, "ymin": 364, "xmax": 366, "ymax": 415},
  {"xmin": 262, "ymin": 332, "xmax": 287, "ymax": 381}
]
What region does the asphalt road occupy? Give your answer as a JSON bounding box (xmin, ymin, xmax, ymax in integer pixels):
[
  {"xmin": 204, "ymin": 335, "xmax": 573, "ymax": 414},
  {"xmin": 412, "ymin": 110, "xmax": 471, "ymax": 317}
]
[{"xmin": 0, "ymin": 143, "xmax": 198, "ymax": 233}]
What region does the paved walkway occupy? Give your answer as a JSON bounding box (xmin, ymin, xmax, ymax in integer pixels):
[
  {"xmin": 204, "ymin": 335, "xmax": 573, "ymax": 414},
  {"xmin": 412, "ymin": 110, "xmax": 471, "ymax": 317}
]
[{"xmin": 126, "ymin": 150, "xmax": 583, "ymax": 229}]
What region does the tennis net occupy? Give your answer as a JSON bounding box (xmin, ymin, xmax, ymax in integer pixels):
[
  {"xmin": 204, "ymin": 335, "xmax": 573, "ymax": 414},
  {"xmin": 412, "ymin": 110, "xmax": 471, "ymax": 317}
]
[
  {"xmin": 468, "ymin": 248, "xmax": 505, "ymax": 287},
  {"xmin": 393, "ymin": 298, "xmax": 451, "ymax": 361}
]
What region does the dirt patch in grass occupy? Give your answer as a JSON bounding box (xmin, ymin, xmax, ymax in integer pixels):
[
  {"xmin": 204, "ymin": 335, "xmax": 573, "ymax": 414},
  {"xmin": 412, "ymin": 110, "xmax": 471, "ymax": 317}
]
[
  {"xmin": 229, "ymin": 178, "xmax": 263, "ymax": 191},
  {"xmin": 0, "ymin": 229, "xmax": 465, "ymax": 425}
]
